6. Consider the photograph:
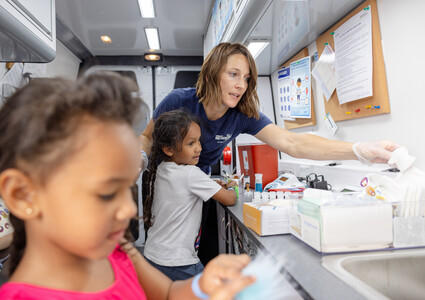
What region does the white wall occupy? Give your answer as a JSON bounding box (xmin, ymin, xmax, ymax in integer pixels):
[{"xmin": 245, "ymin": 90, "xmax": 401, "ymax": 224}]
[
  {"xmin": 0, "ymin": 41, "xmax": 80, "ymax": 81},
  {"xmin": 269, "ymin": 0, "xmax": 425, "ymax": 172},
  {"xmin": 46, "ymin": 41, "xmax": 81, "ymax": 80}
]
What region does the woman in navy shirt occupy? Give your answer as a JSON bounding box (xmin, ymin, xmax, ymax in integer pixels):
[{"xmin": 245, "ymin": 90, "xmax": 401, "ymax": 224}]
[{"xmin": 139, "ymin": 42, "xmax": 399, "ymax": 263}]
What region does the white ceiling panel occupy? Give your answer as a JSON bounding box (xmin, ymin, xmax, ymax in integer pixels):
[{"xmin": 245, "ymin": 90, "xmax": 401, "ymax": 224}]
[{"xmin": 55, "ymin": 0, "xmax": 212, "ymax": 56}]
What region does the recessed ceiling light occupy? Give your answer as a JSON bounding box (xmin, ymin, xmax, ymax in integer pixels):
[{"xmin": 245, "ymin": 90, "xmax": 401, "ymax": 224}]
[
  {"xmin": 246, "ymin": 40, "xmax": 270, "ymax": 59},
  {"xmin": 138, "ymin": 0, "xmax": 155, "ymax": 18},
  {"xmin": 100, "ymin": 35, "xmax": 112, "ymax": 43},
  {"xmin": 144, "ymin": 27, "xmax": 160, "ymax": 50},
  {"xmin": 144, "ymin": 53, "xmax": 162, "ymax": 61}
]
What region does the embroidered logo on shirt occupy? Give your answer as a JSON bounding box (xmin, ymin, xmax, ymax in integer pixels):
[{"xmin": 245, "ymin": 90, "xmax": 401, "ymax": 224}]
[{"xmin": 215, "ymin": 134, "xmax": 231, "ymax": 143}]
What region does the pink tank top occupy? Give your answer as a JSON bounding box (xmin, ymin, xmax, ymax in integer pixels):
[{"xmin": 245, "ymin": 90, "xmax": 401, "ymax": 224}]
[{"xmin": 0, "ymin": 246, "xmax": 147, "ymax": 299}]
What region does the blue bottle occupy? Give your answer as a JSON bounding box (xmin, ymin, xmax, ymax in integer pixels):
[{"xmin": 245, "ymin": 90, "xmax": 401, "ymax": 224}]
[{"xmin": 255, "ymin": 173, "xmax": 263, "ymax": 192}]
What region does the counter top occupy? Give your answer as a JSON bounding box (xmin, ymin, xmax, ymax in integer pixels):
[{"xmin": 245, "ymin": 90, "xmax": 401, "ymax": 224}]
[{"xmin": 223, "ymin": 194, "xmax": 367, "ymax": 300}]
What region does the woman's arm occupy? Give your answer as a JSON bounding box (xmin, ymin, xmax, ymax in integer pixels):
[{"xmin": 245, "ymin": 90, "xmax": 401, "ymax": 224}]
[
  {"xmin": 139, "ymin": 119, "xmax": 155, "ymax": 156},
  {"xmin": 138, "ymin": 119, "xmax": 155, "ymax": 170},
  {"xmin": 255, "ymin": 123, "xmax": 399, "ymax": 163}
]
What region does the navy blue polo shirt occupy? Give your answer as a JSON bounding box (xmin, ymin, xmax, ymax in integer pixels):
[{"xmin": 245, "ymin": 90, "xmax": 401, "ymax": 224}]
[{"xmin": 153, "ymin": 88, "xmax": 272, "ymax": 174}]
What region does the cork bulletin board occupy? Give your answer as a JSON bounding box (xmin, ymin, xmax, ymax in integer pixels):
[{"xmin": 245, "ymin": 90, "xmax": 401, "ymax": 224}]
[
  {"xmin": 316, "ymin": 0, "xmax": 390, "ymax": 122},
  {"xmin": 282, "ymin": 48, "xmax": 317, "ymax": 130}
]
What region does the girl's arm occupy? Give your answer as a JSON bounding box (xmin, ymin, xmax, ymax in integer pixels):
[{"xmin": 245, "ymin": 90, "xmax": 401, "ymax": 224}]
[
  {"xmin": 212, "ymin": 181, "xmax": 238, "ymax": 206},
  {"xmin": 120, "ymin": 239, "xmax": 172, "ymax": 300},
  {"xmin": 120, "ymin": 240, "xmax": 254, "ymax": 300},
  {"xmin": 169, "ymin": 254, "xmax": 255, "ymax": 300},
  {"xmin": 211, "ymin": 183, "xmax": 237, "ymax": 206}
]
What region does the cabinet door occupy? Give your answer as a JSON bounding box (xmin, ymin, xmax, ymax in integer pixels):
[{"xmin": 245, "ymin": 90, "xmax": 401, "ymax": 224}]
[
  {"xmin": 8, "ymin": 0, "xmax": 53, "ymax": 34},
  {"xmin": 0, "ymin": 0, "xmax": 56, "ymax": 61},
  {"xmin": 230, "ymin": 218, "xmax": 260, "ymax": 257},
  {"xmin": 217, "ymin": 204, "xmax": 230, "ymax": 254},
  {"xmin": 0, "ymin": 0, "xmax": 55, "ymax": 45}
]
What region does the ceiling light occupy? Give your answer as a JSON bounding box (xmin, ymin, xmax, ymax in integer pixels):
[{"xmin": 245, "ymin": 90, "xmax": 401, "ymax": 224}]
[
  {"xmin": 145, "ymin": 27, "xmax": 160, "ymax": 50},
  {"xmin": 246, "ymin": 40, "xmax": 270, "ymax": 59},
  {"xmin": 138, "ymin": 0, "xmax": 155, "ymax": 18},
  {"xmin": 144, "ymin": 53, "xmax": 162, "ymax": 61},
  {"xmin": 100, "ymin": 35, "xmax": 112, "ymax": 43}
]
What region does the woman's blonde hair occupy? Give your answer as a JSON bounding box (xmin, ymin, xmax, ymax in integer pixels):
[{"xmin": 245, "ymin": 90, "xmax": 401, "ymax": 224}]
[{"xmin": 196, "ymin": 42, "xmax": 260, "ymax": 119}]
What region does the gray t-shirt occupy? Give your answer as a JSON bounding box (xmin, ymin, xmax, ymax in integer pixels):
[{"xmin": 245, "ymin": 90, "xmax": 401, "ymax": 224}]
[{"xmin": 144, "ymin": 161, "xmax": 221, "ymax": 266}]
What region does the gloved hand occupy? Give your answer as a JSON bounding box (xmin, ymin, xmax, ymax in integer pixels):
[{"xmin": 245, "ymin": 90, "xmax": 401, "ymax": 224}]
[{"xmin": 353, "ymin": 141, "xmax": 400, "ymax": 165}]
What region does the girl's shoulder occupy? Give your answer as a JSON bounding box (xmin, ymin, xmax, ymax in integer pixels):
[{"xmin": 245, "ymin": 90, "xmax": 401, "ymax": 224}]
[
  {"xmin": 0, "ymin": 246, "xmax": 145, "ymax": 300},
  {"xmin": 159, "ymin": 161, "xmax": 202, "ymax": 173},
  {"xmin": 158, "ymin": 162, "xmax": 208, "ymax": 179}
]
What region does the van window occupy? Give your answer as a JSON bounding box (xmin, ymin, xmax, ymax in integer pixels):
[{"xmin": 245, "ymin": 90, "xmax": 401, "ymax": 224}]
[
  {"xmin": 114, "ymin": 71, "xmax": 139, "ymax": 92},
  {"xmin": 174, "ymin": 71, "xmax": 200, "ymax": 89}
]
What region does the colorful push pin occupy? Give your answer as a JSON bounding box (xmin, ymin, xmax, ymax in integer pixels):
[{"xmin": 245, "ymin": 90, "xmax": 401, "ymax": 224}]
[
  {"xmin": 346, "ymin": 111, "xmax": 351, "ymax": 115},
  {"xmin": 355, "ymin": 109, "xmax": 361, "ymax": 113},
  {"xmin": 324, "ymin": 42, "xmax": 329, "ymax": 46},
  {"xmin": 366, "ymin": 105, "xmax": 372, "ymax": 109},
  {"xmin": 330, "ymin": 32, "xmax": 335, "ymax": 35},
  {"xmin": 374, "ymin": 105, "xmax": 380, "ymax": 109}
]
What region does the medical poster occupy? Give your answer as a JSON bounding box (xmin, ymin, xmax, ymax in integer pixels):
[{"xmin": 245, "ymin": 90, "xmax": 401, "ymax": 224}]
[
  {"xmin": 289, "ymin": 56, "xmax": 311, "ymax": 118},
  {"xmin": 211, "ymin": 0, "xmax": 234, "ymax": 46},
  {"xmin": 277, "ymin": 66, "xmax": 293, "ymax": 120}
]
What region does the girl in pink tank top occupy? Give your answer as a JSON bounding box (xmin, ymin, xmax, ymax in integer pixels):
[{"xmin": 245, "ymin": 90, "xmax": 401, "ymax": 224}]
[{"xmin": 0, "ymin": 72, "xmax": 253, "ymax": 300}]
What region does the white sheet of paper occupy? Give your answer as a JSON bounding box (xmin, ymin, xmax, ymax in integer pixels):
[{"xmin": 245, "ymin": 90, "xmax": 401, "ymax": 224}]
[
  {"xmin": 334, "ymin": 5, "xmax": 373, "ymax": 104},
  {"xmin": 324, "ymin": 112, "xmax": 337, "ymax": 135},
  {"xmin": 277, "ymin": 66, "xmax": 294, "ymax": 120},
  {"xmin": 312, "ymin": 44, "xmax": 336, "ymax": 101}
]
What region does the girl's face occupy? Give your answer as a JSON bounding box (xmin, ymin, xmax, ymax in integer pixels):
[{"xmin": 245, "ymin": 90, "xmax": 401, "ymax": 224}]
[
  {"xmin": 33, "ymin": 118, "xmax": 140, "ymax": 259},
  {"xmin": 169, "ymin": 121, "xmax": 202, "ymax": 165},
  {"xmin": 219, "ymin": 53, "xmax": 250, "ymax": 108}
]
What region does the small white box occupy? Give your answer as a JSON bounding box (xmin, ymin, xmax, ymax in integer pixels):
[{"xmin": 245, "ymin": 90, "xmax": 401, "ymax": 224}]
[{"xmin": 243, "ymin": 200, "xmax": 292, "ymax": 236}]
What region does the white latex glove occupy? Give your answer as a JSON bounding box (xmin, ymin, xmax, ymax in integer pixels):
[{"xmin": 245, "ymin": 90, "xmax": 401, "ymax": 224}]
[
  {"xmin": 387, "ymin": 146, "xmax": 416, "ymax": 172},
  {"xmin": 353, "ymin": 141, "xmax": 400, "ymax": 165}
]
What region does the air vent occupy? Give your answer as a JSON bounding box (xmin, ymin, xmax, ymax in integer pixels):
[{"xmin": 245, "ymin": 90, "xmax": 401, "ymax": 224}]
[{"xmin": 56, "ymin": 16, "xmax": 93, "ymax": 60}]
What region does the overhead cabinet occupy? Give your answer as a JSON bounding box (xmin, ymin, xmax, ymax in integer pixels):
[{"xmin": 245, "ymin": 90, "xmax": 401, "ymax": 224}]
[{"xmin": 0, "ymin": 0, "xmax": 56, "ymax": 62}]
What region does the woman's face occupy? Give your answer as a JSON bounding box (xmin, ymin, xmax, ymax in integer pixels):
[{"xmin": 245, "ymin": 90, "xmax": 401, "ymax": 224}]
[{"xmin": 219, "ymin": 53, "xmax": 250, "ymax": 108}]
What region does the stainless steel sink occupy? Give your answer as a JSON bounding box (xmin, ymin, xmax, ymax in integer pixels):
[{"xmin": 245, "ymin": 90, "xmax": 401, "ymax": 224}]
[{"xmin": 321, "ymin": 249, "xmax": 425, "ymax": 299}]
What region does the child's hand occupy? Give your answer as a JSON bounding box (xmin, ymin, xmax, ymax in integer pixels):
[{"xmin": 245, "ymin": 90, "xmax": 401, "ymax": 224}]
[
  {"xmin": 214, "ymin": 180, "xmax": 226, "ymax": 187},
  {"xmin": 224, "ymin": 180, "xmax": 237, "ymax": 189},
  {"xmin": 199, "ymin": 254, "xmax": 255, "ymax": 299},
  {"xmin": 119, "ymin": 238, "xmax": 142, "ymax": 265}
]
